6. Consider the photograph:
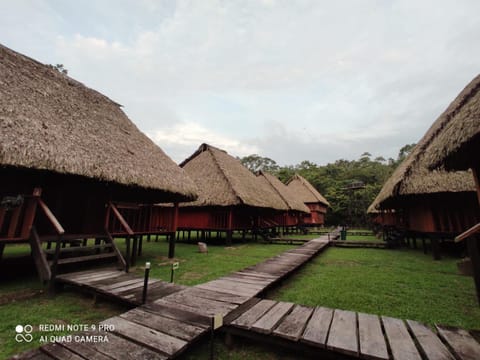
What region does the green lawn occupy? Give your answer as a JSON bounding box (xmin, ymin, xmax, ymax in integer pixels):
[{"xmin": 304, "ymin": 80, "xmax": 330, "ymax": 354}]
[{"xmin": 268, "ymin": 247, "xmax": 480, "ymax": 329}]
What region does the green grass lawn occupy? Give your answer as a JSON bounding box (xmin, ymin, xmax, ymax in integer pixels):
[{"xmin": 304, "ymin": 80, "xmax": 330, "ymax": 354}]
[{"xmin": 268, "ymin": 247, "xmax": 480, "ymax": 329}]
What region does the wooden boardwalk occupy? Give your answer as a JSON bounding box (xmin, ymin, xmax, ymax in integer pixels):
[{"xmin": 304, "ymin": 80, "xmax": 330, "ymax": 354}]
[
  {"xmin": 56, "ymin": 268, "xmax": 187, "ymax": 306},
  {"xmin": 227, "ymin": 299, "xmax": 480, "ymax": 360},
  {"xmin": 13, "ymin": 235, "xmax": 332, "ymax": 359}
]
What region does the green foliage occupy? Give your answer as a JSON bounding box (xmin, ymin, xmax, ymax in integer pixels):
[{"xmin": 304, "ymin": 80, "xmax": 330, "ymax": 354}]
[
  {"xmin": 239, "ymin": 154, "xmax": 279, "ymax": 173},
  {"xmin": 240, "ymin": 143, "xmax": 416, "ymax": 227}
]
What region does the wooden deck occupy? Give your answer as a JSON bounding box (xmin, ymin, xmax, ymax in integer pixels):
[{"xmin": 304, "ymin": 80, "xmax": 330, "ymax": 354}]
[
  {"xmin": 13, "ymin": 234, "xmax": 332, "ymax": 359},
  {"xmin": 227, "ymin": 299, "xmax": 480, "ymax": 360},
  {"xmin": 56, "ymin": 268, "xmax": 187, "ymax": 306}
]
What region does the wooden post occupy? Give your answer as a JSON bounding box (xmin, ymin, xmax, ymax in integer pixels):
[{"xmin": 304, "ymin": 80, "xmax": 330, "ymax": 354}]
[
  {"xmin": 431, "ymin": 236, "xmax": 441, "ymax": 260},
  {"xmin": 0, "ymin": 243, "xmax": 5, "ymax": 262},
  {"xmin": 131, "ymin": 235, "xmax": 138, "ymax": 266},
  {"xmin": 138, "ymin": 235, "xmax": 143, "ymax": 256},
  {"xmin": 467, "ymin": 236, "xmax": 480, "ymax": 305},
  {"xmin": 188, "ymin": 230, "xmax": 191, "ymax": 242},
  {"xmin": 472, "ymin": 167, "xmax": 480, "ymax": 205},
  {"xmin": 168, "ymin": 233, "xmax": 175, "ymax": 259},
  {"xmin": 125, "ymin": 236, "xmax": 130, "ymax": 272},
  {"xmin": 226, "ymin": 208, "xmax": 233, "ymax": 246}
]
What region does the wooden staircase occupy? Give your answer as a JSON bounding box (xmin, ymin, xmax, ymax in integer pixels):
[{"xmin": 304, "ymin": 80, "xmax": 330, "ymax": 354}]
[{"xmin": 29, "ymin": 229, "xmax": 126, "ymax": 282}]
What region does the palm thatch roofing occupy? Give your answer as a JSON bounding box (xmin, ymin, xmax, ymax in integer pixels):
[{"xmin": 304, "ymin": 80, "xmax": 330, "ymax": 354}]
[
  {"xmin": 286, "ymin": 174, "xmax": 330, "ymax": 207},
  {"xmin": 256, "ymin": 171, "xmax": 310, "ymax": 213},
  {"xmin": 179, "ymin": 144, "xmax": 288, "ymax": 210},
  {"xmin": 423, "ymin": 74, "xmax": 480, "ymax": 171},
  {"xmin": 0, "ymin": 43, "xmax": 197, "ymax": 203},
  {"xmin": 368, "ymin": 79, "xmax": 479, "ymax": 212}
]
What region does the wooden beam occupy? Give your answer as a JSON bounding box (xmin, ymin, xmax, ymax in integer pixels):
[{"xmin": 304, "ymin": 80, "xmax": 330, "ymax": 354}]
[
  {"xmin": 7, "ymin": 206, "xmax": 21, "ymax": 238},
  {"xmin": 109, "ymin": 202, "xmax": 134, "ymax": 235},
  {"xmin": 29, "ymin": 227, "xmax": 51, "ymax": 282},
  {"xmin": 20, "ymin": 197, "xmax": 38, "ymax": 239},
  {"xmin": 37, "ymin": 199, "xmax": 65, "ymax": 235},
  {"xmin": 456, "ymin": 222, "xmax": 480, "ymax": 243}
]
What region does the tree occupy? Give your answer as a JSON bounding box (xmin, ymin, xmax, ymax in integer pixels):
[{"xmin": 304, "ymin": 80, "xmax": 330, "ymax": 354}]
[
  {"xmin": 397, "ymin": 143, "xmax": 416, "ymax": 163},
  {"xmin": 240, "ymin": 154, "xmax": 279, "ymax": 173},
  {"xmin": 49, "ymin": 63, "xmax": 68, "ymax": 75}
]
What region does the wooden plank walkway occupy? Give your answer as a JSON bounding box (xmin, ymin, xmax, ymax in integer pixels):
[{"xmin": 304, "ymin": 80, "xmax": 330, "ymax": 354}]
[
  {"xmin": 330, "ymin": 240, "xmax": 386, "ymax": 248},
  {"xmin": 56, "ymin": 268, "xmax": 187, "ymax": 306},
  {"xmin": 227, "ymin": 299, "xmax": 480, "ymax": 360},
  {"xmin": 13, "ymin": 234, "xmax": 333, "ymax": 359}
]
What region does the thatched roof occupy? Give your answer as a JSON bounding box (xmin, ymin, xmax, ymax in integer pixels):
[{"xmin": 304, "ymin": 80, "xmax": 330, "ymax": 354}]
[
  {"xmin": 257, "ymin": 171, "xmax": 310, "ymax": 213},
  {"xmin": 0, "ymin": 44, "xmax": 197, "ymax": 203},
  {"xmin": 179, "ymin": 144, "xmax": 288, "ymax": 210},
  {"xmin": 286, "ymin": 174, "xmax": 330, "ymax": 207},
  {"xmin": 423, "ymin": 74, "xmax": 480, "ymax": 171},
  {"xmin": 369, "ymin": 88, "xmax": 477, "ymax": 211}
]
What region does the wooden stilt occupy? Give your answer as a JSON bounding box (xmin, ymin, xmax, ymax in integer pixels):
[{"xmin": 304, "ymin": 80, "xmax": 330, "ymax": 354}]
[
  {"xmin": 0, "ymin": 243, "xmax": 4, "ymax": 262},
  {"xmin": 131, "ymin": 236, "xmax": 138, "ymax": 266},
  {"xmin": 431, "ymin": 237, "xmax": 441, "ymax": 260},
  {"xmin": 467, "ymin": 236, "xmax": 480, "ymax": 305},
  {"xmin": 168, "ymin": 233, "xmax": 175, "ymax": 259},
  {"xmin": 138, "ymin": 235, "xmax": 143, "ymax": 256}
]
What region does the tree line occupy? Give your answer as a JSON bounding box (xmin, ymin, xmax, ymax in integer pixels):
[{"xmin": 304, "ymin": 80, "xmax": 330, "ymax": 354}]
[{"xmin": 240, "ymin": 144, "xmax": 415, "ymax": 227}]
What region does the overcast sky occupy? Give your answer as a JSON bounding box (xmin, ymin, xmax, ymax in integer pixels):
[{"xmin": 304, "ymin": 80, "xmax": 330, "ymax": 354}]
[{"xmin": 1, "ymin": 0, "xmax": 479, "ymax": 165}]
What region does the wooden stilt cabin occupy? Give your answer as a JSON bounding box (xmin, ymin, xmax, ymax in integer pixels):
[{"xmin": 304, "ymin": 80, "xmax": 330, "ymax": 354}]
[
  {"xmin": 256, "ymin": 171, "xmax": 310, "ymax": 232},
  {"xmin": 286, "ymin": 174, "xmax": 330, "ymax": 226},
  {"xmin": 176, "ymin": 144, "xmax": 291, "ymax": 243},
  {"xmin": 368, "ymin": 75, "xmax": 480, "ymax": 261},
  {"xmin": 0, "ymin": 44, "xmax": 197, "ymax": 281},
  {"xmin": 422, "ymin": 74, "xmax": 480, "ymax": 303}
]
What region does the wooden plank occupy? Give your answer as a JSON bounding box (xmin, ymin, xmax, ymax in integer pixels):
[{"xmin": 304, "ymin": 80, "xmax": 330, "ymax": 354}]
[
  {"xmin": 143, "ymin": 302, "xmax": 210, "ymax": 328},
  {"xmin": 235, "ymin": 270, "xmax": 277, "ymax": 280},
  {"xmin": 273, "ymin": 305, "xmax": 314, "ymax": 341},
  {"xmin": 181, "ymin": 287, "xmax": 250, "ymax": 305},
  {"xmin": 100, "ymin": 278, "xmax": 145, "ymax": 291},
  {"xmin": 10, "ymin": 348, "xmax": 53, "ymax": 360},
  {"xmin": 56, "ymin": 253, "xmax": 117, "ymax": 265},
  {"xmin": 326, "ymin": 309, "xmax": 358, "ymax": 357},
  {"xmin": 41, "ymin": 343, "xmax": 84, "ymax": 360},
  {"xmin": 29, "ymin": 227, "xmax": 51, "ymax": 281},
  {"xmin": 301, "ymin": 306, "xmax": 334, "ymax": 348},
  {"xmin": 38, "ymin": 199, "xmax": 64, "ymax": 234},
  {"xmin": 160, "ymin": 291, "xmax": 237, "ymax": 315},
  {"xmin": 406, "ymin": 320, "xmax": 454, "ymax": 360},
  {"xmin": 196, "ymin": 282, "xmax": 259, "ymax": 297},
  {"xmin": 7, "ymin": 205, "xmax": 22, "ymax": 238},
  {"xmin": 436, "ymin": 325, "xmax": 480, "ymax": 360},
  {"xmin": 126, "ymin": 281, "xmax": 186, "ymax": 303},
  {"xmin": 61, "ymin": 270, "xmax": 124, "ymax": 284},
  {"xmin": 154, "ymin": 298, "xmax": 222, "ymax": 317},
  {"xmin": 100, "ymin": 316, "xmax": 187, "ymax": 356},
  {"xmin": 109, "ymin": 279, "xmax": 159, "ymax": 295},
  {"xmin": 231, "ymin": 299, "xmax": 277, "ymax": 328},
  {"xmin": 56, "ymin": 342, "xmax": 112, "ymax": 360},
  {"xmin": 382, "ymin": 316, "xmax": 421, "ymax": 360},
  {"xmin": 109, "ymin": 203, "xmax": 134, "ymax": 235},
  {"xmin": 120, "ymin": 308, "xmax": 206, "ymax": 341},
  {"xmin": 206, "ymin": 279, "xmax": 263, "ymax": 291},
  {"xmin": 251, "ymin": 302, "xmax": 294, "ymax": 334},
  {"xmin": 89, "ymin": 331, "xmax": 166, "ymax": 360},
  {"xmin": 358, "ymin": 313, "xmax": 389, "ymax": 360}
]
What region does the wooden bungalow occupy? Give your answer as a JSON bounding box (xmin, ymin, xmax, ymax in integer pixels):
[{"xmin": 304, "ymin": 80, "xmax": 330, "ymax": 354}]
[
  {"xmin": 0, "ymin": 44, "xmax": 197, "ymax": 281},
  {"xmin": 368, "ymin": 75, "xmax": 480, "ymax": 260},
  {"xmin": 422, "ymin": 74, "xmax": 480, "ymax": 303},
  {"xmin": 177, "ymin": 144, "xmax": 291, "ymax": 244},
  {"xmin": 286, "ymin": 174, "xmax": 330, "ymax": 226},
  {"xmin": 256, "ymin": 171, "xmax": 310, "ymax": 232}
]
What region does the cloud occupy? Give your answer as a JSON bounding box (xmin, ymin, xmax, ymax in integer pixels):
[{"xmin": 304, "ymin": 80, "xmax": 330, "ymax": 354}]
[{"xmin": 148, "ymin": 122, "xmax": 259, "ymax": 162}]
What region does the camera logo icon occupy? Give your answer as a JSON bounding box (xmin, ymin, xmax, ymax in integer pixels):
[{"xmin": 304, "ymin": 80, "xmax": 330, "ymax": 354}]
[{"xmin": 15, "ymin": 325, "xmax": 33, "ymax": 343}]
